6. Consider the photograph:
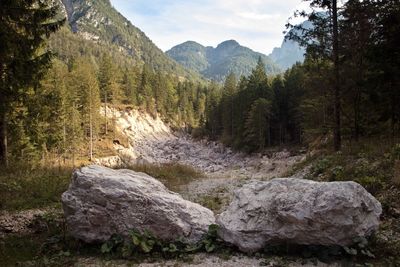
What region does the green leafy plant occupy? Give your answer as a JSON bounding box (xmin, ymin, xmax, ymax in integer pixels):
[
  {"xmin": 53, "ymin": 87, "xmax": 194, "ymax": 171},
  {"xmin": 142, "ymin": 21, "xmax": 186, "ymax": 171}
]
[
  {"xmin": 331, "ymin": 165, "xmax": 344, "ymax": 179},
  {"xmin": 200, "ymin": 224, "xmax": 219, "ymax": 252},
  {"xmin": 101, "ymin": 235, "xmax": 124, "ymax": 254},
  {"xmin": 129, "ymin": 229, "xmax": 159, "ymax": 253},
  {"xmin": 101, "ymin": 224, "xmax": 222, "ymax": 258},
  {"xmin": 343, "ymin": 237, "xmax": 375, "ymax": 259}
]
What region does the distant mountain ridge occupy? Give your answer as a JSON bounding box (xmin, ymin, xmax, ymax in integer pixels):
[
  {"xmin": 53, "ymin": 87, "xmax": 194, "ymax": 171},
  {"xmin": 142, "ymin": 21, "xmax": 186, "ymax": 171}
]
[
  {"xmin": 166, "ymin": 40, "xmax": 281, "ymax": 81},
  {"xmin": 58, "ymin": 0, "xmax": 199, "ymax": 79}
]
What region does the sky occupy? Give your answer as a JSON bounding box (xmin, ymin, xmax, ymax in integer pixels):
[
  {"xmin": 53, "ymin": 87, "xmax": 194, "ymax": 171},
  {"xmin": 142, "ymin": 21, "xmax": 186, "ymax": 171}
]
[{"xmin": 109, "ymin": 0, "xmax": 309, "ymax": 55}]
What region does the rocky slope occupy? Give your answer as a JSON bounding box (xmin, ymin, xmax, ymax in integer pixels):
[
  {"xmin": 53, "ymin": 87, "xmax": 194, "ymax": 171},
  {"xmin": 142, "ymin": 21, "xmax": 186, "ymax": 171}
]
[
  {"xmin": 268, "ymin": 20, "xmax": 314, "ymax": 70},
  {"xmin": 269, "ymin": 38, "xmax": 305, "ymax": 70}
]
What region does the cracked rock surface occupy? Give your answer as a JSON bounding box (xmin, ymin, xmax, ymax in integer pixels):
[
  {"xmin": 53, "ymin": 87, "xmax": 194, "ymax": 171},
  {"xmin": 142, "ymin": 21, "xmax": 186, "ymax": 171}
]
[
  {"xmin": 62, "ymin": 165, "xmax": 215, "ymax": 244},
  {"xmin": 217, "ymin": 178, "xmax": 382, "ymax": 253}
]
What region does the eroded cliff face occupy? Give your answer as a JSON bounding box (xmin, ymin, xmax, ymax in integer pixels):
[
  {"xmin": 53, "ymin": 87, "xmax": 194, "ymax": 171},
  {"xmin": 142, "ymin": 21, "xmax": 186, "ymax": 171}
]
[
  {"xmin": 60, "ymin": 0, "xmax": 101, "ymax": 39},
  {"xmin": 61, "ymin": 0, "xmax": 78, "ymax": 33}
]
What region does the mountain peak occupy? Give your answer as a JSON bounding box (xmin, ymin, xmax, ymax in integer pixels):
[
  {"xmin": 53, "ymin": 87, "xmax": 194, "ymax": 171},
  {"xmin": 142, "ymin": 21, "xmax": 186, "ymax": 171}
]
[
  {"xmin": 216, "ymin": 40, "xmax": 240, "ymax": 49},
  {"xmin": 181, "ymin": 40, "xmax": 204, "ymax": 46}
]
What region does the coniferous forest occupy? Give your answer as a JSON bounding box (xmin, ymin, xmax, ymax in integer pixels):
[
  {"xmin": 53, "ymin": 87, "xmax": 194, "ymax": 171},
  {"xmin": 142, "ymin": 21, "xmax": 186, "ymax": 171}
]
[
  {"xmin": 1, "ymin": 0, "xmax": 400, "ymax": 266},
  {"xmin": 204, "ymin": 0, "xmax": 400, "ymax": 152}
]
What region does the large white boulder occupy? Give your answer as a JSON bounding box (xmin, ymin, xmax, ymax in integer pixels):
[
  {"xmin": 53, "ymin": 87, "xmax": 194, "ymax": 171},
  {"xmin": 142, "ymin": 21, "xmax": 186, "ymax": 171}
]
[
  {"xmin": 62, "ymin": 165, "xmax": 215, "ymax": 244},
  {"xmin": 217, "ymin": 178, "xmax": 382, "ymax": 253}
]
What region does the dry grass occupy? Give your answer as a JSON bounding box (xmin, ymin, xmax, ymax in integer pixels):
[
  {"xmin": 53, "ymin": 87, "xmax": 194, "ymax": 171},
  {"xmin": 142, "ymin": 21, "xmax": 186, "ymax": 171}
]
[
  {"xmin": 123, "ymin": 163, "xmax": 204, "ymax": 191},
  {"xmin": 0, "ymin": 163, "xmax": 72, "ymax": 211}
]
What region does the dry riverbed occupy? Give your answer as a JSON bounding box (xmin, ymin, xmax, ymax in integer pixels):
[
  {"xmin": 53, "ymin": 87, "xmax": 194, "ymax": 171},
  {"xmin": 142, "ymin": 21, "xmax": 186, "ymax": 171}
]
[{"xmin": 98, "ymin": 107, "xmax": 306, "ymax": 211}]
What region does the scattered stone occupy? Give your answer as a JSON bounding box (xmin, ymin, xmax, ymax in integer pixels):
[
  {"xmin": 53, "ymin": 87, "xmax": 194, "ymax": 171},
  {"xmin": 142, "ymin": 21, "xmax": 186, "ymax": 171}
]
[
  {"xmin": 0, "ymin": 208, "xmax": 61, "ymax": 238},
  {"xmin": 93, "ymin": 155, "xmax": 122, "ymax": 168},
  {"xmin": 217, "ymin": 178, "xmax": 382, "ymax": 253},
  {"xmin": 61, "ymin": 165, "xmax": 215, "ymax": 244}
]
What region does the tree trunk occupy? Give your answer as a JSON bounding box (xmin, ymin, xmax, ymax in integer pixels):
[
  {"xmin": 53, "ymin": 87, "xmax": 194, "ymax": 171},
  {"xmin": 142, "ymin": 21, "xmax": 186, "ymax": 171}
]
[
  {"xmin": 332, "ymin": 0, "xmax": 341, "ymax": 151},
  {"xmin": 231, "ymin": 98, "xmax": 234, "ymax": 139},
  {"xmin": 0, "ymin": 111, "xmax": 8, "ymax": 167},
  {"xmin": 354, "ymin": 90, "xmax": 361, "ymax": 141},
  {"xmin": 72, "ymin": 103, "xmax": 75, "ymax": 168},
  {"xmin": 89, "ymin": 106, "xmax": 93, "ymax": 162},
  {"xmin": 105, "ymin": 92, "xmax": 108, "ymax": 135},
  {"xmin": 63, "ymin": 117, "xmax": 66, "ymax": 164}
]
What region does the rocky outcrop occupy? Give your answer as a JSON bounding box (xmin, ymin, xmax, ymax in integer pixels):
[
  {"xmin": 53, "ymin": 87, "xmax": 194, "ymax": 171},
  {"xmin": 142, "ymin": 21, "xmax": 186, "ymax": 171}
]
[
  {"xmin": 61, "ymin": 165, "xmax": 215, "ymax": 244},
  {"xmin": 93, "ymin": 155, "xmax": 123, "ymax": 168},
  {"xmin": 217, "ymin": 178, "xmax": 382, "ymax": 253}
]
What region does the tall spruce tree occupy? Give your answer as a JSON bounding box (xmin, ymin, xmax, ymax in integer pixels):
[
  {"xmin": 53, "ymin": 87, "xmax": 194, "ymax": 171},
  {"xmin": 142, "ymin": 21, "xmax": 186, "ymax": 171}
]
[
  {"xmin": 70, "ymin": 58, "xmax": 101, "ymax": 161},
  {"xmin": 244, "ymin": 98, "xmax": 272, "ymax": 152},
  {"xmin": 222, "ymin": 72, "xmax": 237, "ymax": 143},
  {"xmin": 288, "ymin": 0, "xmax": 342, "ymax": 150},
  {"xmin": 99, "ymin": 55, "xmax": 121, "ymax": 135},
  {"xmin": 0, "ymin": 0, "xmax": 64, "ymax": 165}
]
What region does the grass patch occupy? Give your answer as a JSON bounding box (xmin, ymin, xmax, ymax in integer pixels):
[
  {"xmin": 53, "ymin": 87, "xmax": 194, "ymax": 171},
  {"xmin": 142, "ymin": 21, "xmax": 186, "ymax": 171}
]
[
  {"xmin": 195, "ymin": 187, "xmax": 230, "ymax": 214},
  {"xmin": 0, "ymin": 164, "xmax": 72, "ymax": 211},
  {"xmin": 196, "ymin": 195, "xmax": 226, "ymax": 213},
  {"xmin": 124, "ymin": 163, "xmax": 204, "ymax": 191}
]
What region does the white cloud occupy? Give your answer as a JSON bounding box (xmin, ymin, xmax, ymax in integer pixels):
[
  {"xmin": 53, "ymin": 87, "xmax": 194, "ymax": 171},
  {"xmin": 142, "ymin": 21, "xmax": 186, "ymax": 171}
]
[{"xmin": 110, "ymin": 0, "xmax": 309, "ymax": 55}]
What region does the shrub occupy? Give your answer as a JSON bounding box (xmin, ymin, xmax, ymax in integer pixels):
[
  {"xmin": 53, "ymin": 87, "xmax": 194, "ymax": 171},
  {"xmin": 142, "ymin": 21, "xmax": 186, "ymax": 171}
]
[
  {"xmin": 355, "ymin": 176, "xmax": 384, "ymax": 195},
  {"xmin": 311, "ymin": 157, "xmax": 332, "ymax": 176}
]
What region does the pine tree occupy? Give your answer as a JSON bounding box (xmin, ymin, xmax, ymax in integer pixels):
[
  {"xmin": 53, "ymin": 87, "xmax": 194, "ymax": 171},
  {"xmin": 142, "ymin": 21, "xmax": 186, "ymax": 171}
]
[
  {"xmin": 247, "ymin": 57, "xmax": 270, "ymax": 100},
  {"xmin": 282, "ymin": 63, "xmax": 305, "ymax": 143},
  {"xmin": 0, "ymin": 0, "xmax": 64, "ymax": 165},
  {"xmin": 99, "ymin": 55, "xmax": 122, "ymax": 134},
  {"xmin": 121, "ymin": 67, "xmax": 139, "ymax": 106},
  {"xmin": 221, "ymin": 72, "xmax": 237, "ymax": 143},
  {"xmin": 70, "ymin": 58, "xmax": 101, "ymax": 161},
  {"xmin": 205, "ymin": 82, "xmax": 222, "ymax": 138},
  {"xmin": 244, "ymin": 98, "xmax": 272, "ymax": 152},
  {"xmin": 138, "ymin": 65, "xmax": 155, "ymax": 114},
  {"xmin": 35, "ymin": 59, "xmax": 69, "ymax": 161},
  {"xmin": 153, "ymin": 72, "xmax": 168, "ymax": 116},
  {"xmin": 271, "ymin": 76, "xmax": 287, "ymax": 144},
  {"xmin": 288, "ymin": 0, "xmax": 341, "ymax": 150}
]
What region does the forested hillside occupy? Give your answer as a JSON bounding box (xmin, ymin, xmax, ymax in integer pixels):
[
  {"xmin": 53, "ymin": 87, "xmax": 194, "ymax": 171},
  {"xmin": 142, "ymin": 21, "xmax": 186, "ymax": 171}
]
[
  {"xmin": 167, "ymin": 40, "xmax": 280, "ymax": 81},
  {"xmin": 59, "ymin": 0, "xmax": 197, "ymax": 79}
]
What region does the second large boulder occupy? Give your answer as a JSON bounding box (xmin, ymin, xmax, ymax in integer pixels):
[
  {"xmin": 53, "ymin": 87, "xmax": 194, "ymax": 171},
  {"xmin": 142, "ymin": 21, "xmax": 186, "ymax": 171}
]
[
  {"xmin": 62, "ymin": 165, "xmax": 215, "ymax": 244},
  {"xmin": 217, "ymin": 178, "xmax": 382, "ymax": 253}
]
